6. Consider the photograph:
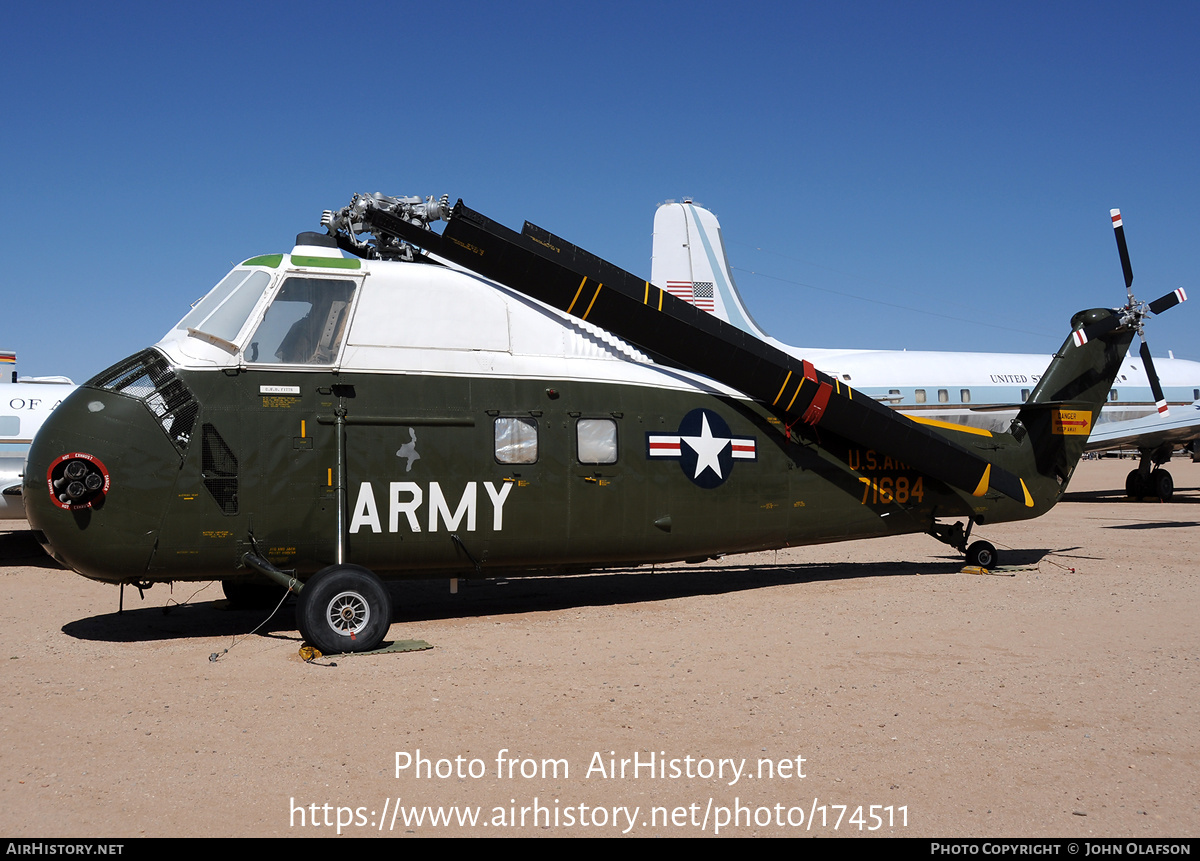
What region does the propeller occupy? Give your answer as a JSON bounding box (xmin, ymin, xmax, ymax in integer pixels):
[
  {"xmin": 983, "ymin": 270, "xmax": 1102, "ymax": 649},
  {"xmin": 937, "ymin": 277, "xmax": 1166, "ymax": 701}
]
[{"xmin": 1070, "ymin": 209, "xmax": 1187, "ymax": 416}]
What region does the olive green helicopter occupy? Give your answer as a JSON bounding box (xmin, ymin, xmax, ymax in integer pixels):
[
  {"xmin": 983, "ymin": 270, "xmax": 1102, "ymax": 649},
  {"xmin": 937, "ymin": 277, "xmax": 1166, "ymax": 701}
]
[{"xmin": 24, "ymin": 193, "xmax": 1183, "ymax": 654}]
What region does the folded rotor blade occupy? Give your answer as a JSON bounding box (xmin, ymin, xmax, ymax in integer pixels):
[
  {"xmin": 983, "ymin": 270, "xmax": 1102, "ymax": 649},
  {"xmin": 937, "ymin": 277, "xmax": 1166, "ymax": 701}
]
[{"xmin": 434, "ymin": 203, "xmax": 1029, "ymax": 504}]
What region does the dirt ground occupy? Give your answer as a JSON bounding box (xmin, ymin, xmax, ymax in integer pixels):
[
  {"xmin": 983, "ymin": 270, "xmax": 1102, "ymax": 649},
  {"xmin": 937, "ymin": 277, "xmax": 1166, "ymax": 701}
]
[{"xmin": 1, "ymin": 458, "xmax": 1196, "ymax": 838}]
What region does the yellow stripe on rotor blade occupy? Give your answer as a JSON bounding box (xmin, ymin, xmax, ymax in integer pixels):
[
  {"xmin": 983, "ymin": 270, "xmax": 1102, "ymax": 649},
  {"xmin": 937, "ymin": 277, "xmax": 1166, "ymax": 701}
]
[
  {"xmin": 582, "ymin": 283, "xmax": 603, "ymax": 320},
  {"xmin": 786, "ymin": 377, "xmax": 806, "ymax": 411},
  {"xmin": 773, "ymin": 371, "xmax": 793, "ymax": 405},
  {"xmin": 972, "ymin": 464, "xmax": 991, "ymax": 497},
  {"xmin": 910, "ymin": 415, "xmax": 994, "ymax": 437},
  {"xmin": 566, "ymin": 276, "xmax": 587, "ymax": 314},
  {"xmin": 1020, "ymin": 478, "xmax": 1034, "ymax": 508}
]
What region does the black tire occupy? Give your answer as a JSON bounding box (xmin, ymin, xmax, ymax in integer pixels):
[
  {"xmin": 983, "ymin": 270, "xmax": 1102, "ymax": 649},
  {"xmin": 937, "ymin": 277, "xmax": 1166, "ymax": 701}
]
[
  {"xmin": 965, "ymin": 540, "xmax": 998, "ymax": 569},
  {"xmin": 222, "ymin": 578, "xmax": 286, "ymax": 609},
  {"xmin": 296, "ymin": 564, "xmax": 392, "ymax": 654},
  {"xmin": 1126, "ymin": 469, "xmax": 1145, "ymax": 500},
  {"xmin": 1153, "ymin": 470, "xmax": 1174, "ymax": 502}
]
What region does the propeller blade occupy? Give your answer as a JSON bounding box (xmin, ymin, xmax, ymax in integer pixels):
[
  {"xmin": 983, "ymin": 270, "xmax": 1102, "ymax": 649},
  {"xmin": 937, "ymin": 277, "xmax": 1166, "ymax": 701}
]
[
  {"xmin": 1139, "ymin": 340, "xmax": 1170, "ymax": 416},
  {"xmin": 1148, "ymin": 287, "xmax": 1188, "ymax": 316},
  {"xmin": 1111, "ymin": 209, "xmax": 1134, "ymax": 293}
]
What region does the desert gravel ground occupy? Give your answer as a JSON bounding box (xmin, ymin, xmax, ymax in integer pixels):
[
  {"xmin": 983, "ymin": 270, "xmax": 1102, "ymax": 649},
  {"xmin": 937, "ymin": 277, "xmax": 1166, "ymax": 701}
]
[{"xmin": 1, "ymin": 458, "xmax": 1196, "ymax": 838}]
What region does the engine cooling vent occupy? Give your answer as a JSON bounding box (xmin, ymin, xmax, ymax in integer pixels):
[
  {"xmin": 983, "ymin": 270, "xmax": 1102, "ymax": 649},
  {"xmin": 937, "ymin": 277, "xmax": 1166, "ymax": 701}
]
[
  {"xmin": 201, "ymin": 423, "xmax": 238, "ymax": 515},
  {"xmin": 88, "ymin": 350, "xmax": 199, "ymax": 453}
]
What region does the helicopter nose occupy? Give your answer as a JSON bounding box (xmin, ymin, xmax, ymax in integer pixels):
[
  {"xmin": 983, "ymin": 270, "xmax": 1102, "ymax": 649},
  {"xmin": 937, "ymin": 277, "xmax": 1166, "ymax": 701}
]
[{"xmin": 25, "ymin": 375, "xmax": 187, "ymax": 583}]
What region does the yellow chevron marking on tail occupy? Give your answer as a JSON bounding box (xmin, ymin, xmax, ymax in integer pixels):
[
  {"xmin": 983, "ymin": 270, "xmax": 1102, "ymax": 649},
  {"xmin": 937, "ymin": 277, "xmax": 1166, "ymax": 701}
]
[{"xmin": 972, "ymin": 464, "xmax": 991, "ymax": 497}]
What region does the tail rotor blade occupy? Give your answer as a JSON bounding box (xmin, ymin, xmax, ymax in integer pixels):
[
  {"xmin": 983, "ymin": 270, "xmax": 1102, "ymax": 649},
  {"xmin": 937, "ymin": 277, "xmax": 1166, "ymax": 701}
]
[
  {"xmin": 1071, "ymin": 313, "xmax": 1120, "ymax": 347},
  {"xmin": 1111, "ymin": 209, "xmax": 1134, "ymax": 293},
  {"xmin": 1148, "ymin": 287, "xmax": 1188, "ymax": 316},
  {"xmin": 1139, "ymin": 340, "xmax": 1170, "ymax": 416}
]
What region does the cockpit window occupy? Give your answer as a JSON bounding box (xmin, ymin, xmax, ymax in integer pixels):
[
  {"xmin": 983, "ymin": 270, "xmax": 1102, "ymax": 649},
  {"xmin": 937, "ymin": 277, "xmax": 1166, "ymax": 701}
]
[
  {"xmin": 175, "ymin": 269, "xmax": 272, "ymax": 343},
  {"xmin": 246, "ymin": 277, "xmax": 357, "ymax": 365}
]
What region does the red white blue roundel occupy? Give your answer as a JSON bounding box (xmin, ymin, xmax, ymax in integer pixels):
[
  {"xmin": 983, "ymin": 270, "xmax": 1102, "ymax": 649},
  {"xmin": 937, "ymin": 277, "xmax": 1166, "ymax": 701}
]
[{"xmin": 646, "ymin": 408, "xmax": 757, "ymax": 488}]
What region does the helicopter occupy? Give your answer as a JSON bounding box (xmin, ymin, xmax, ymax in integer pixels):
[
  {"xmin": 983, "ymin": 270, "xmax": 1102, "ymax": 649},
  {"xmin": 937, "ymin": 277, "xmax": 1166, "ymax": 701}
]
[{"xmin": 23, "ymin": 192, "xmax": 1182, "ymax": 655}]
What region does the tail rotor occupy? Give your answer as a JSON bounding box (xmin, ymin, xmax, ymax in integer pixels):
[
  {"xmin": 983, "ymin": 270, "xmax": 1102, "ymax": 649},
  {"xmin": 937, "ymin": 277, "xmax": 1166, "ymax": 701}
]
[{"xmin": 1070, "ymin": 209, "xmax": 1187, "ymax": 416}]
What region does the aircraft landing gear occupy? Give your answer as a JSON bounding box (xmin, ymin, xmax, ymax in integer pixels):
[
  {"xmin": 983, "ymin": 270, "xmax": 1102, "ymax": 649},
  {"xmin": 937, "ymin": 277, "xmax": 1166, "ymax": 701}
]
[
  {"xmin": 296, "ymin": 564, "xmax": 393, "ymax": 654},
  {"xmin": 1125, "ymin": 445, "xmax": 1174, "ymax": 502},
  {"xmin": 930, "ymin": 519, "xmax": 999, "ymax": 570},
  {"xmin": 965, "ymin": 540, "xmax": 998, "ymax": 569}
]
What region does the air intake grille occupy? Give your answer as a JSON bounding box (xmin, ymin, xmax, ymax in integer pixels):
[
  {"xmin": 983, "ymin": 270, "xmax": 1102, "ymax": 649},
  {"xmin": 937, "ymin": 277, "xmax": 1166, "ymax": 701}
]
[
  {"xmin": 201, "ymin": 423, "xmax": 239, "ymax": 515},
  {"xmin": 88, "ymin": 350, "xmax": 199, "ymax": 454}
]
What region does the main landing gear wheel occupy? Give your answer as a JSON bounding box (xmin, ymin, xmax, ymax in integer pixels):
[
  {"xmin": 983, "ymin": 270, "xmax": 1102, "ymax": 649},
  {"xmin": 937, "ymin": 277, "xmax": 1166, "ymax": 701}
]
[
  {"xmin": 1126, "ymin": 469, "xmax": 1174, "ymax": 502},
  {"xmin": 965, "ymin": 540, "xmax": 998, "ymax": 570},
  {"xmin": 1153, "ymin": 470, "xmax": 1174, "ymax": 502},
  {"xmin": 1125, "ymin": 469, "xmax": 1145, "ymax": 500},
  {"xmin": 296, "ymin": 564, "xmax": 393, "ymax": 654}
]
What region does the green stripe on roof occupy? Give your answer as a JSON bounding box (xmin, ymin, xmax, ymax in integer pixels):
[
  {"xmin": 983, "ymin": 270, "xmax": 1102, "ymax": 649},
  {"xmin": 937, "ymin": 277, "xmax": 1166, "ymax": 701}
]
[
  {"xmin": 290, "ymin": 255, "xmax": 361, "ymax": 270},
  {"xmin": 241, "ymin": 254, "xmax": 283, "ymax": 268}
]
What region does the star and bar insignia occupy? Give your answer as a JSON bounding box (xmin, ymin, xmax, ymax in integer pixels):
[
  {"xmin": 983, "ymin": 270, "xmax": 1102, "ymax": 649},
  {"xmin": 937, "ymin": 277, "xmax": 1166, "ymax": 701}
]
[{"xmin": 646, "ymin": 408, "xmax": 756, "ymax": 488}]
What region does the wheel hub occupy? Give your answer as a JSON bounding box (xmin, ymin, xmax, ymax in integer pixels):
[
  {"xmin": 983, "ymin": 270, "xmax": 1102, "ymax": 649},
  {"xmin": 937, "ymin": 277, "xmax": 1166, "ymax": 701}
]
[{"xmin": 326, "ymin": 591, "xmax": 370, "ymax": 635}]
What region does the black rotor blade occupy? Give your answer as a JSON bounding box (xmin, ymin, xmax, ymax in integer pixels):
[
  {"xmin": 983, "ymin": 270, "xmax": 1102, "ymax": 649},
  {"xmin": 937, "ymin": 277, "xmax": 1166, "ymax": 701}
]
[
  {"xmin": 1071, "ymin": 313, "xmax": 1121, "ymax": 348},
  {"xmin": 1111, "ymin": 209, "xmax": 1134, "ymax": 292},
  {"xmin": 435, "ymin": 203, "xmax": 1029, "ymax": 503},
  {"xmin": 1148, "ymin": 287, "xmax": 1188, "ymax": 316},
  {"xmin": 1139, "ymin": 340, "xmax": 1170, "ymax": 416}
]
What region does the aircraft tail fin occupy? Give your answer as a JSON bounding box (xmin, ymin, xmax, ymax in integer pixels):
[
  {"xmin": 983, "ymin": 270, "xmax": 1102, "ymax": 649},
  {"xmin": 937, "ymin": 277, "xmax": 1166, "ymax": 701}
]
[
  {"xmin": 1011, "ymin": 308, "xmax": 1137, "ymax": 493},
  {"xmin": 651, "ymin": 202, "xmax": 770, "ymax": 340}
]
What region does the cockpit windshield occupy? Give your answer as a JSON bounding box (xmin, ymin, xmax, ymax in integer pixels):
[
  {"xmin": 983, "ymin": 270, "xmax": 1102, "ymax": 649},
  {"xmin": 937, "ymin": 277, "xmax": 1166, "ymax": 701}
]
[{"xmin": 175, "ymin": 269, "xmax": 273, "ymax": 344}]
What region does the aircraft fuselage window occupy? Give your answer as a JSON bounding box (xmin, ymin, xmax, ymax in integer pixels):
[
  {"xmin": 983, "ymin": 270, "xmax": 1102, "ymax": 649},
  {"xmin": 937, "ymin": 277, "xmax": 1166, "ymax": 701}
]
[
  {"xmin": 247, "ymin": 277, "xmax": 357, "ymax": 365},
  {"xmin": 1021, "ymin": 389, "xmax": 1030, "ymax": 402},
  {"xmin": 938, "ymin": 389, "xmax": 949, "ymax": 403},
  {"xmin": 576, "ymin": 418, "xmax": 618, "ymax": 464},
  {"xmin": 0, "ymin": 416, "xmax": 18, "ymax": 436},
  {"xmin": 1109, "ymin": 389, "xmax": 1118, "ymax": 401},
  {"xmin": 1194, "ymin": 389, "xmax": 1199, "ymax": 400},
  {"xmin": 960, "ymin": 389, "xmax": 971, "ymax": 403},
  {"xmin": 494, "ymin": 417, "xmax": 538, "ymax": 464},
  {"xmin": 914, "ymin": 389, "xmax": 926, "ymax": 404}
]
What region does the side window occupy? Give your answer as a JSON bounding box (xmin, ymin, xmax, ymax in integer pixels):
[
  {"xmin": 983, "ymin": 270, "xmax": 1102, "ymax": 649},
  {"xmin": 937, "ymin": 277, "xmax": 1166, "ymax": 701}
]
[
  {"xmin": 247, "ymin": 277, "xmax": 357, "ymax": 365},
  {"xmin": 914, "ymin": 389, "xmax": 927, "ymax": 404},
  {"xmin": 960, "ymin": 388, "xmax": 971, "ymax": 403},
  {"xmin": 577, "ymin": 418, "xmax": 618, "ymax": 464},
  {"xmin": 937, "ymin": 389, "xmax": 949, "ymax": 404},
  {"xmin": 494, "ymin": 418, "xmax": 538, "ymax": 464}
]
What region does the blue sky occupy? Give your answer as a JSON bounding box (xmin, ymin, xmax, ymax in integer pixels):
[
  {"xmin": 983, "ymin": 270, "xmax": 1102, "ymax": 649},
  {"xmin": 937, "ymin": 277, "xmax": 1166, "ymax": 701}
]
[{"xmin": 5, "ymin": 1, "xmax": 1198, "ymax": 381}]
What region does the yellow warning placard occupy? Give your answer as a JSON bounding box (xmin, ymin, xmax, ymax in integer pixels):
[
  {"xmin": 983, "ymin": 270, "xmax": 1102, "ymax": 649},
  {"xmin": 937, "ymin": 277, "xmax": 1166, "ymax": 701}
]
[{"xmin": 1052, "ymin": 408, "xmax": 1092, "ymax": 435}]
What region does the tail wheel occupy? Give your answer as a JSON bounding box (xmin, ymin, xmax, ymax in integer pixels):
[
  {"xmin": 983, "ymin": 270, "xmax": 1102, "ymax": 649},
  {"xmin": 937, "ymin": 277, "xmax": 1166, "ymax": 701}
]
[
  {"xmin": 965, "ymin": 540, "xmax": 998, "ymax": 570},
  {"xmin": 296, "ymin": 564, "xmax": 392, "ymax": 654}
]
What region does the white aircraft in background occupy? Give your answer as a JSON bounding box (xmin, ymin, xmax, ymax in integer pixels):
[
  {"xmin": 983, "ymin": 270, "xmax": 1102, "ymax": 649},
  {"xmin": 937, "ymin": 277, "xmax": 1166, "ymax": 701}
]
[
  {"xmin": 1, "ymin": 353, "xmax": 75, "ymax": 519},
  {"xmin": 651, "ymin": 202, "xmax": 1197, "ymax": 501}
]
